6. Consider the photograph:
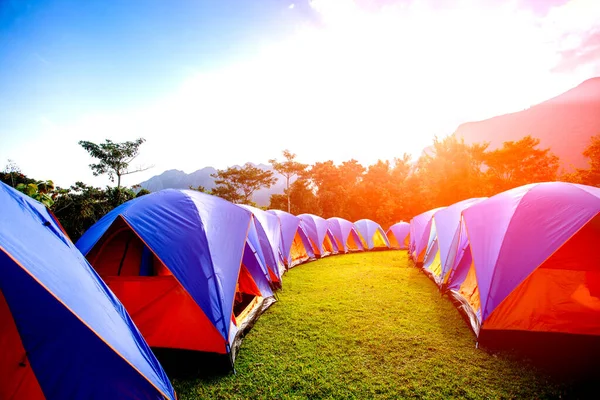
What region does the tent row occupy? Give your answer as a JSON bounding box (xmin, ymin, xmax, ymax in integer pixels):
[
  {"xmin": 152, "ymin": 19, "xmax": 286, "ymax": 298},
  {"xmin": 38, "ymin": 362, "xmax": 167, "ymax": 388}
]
[
  {"xmin": 409, "ymin": 182, "xmax": 600, "ymax": 341},
  {"xmin": 75, "ymin": 192, "xmax": 394, "ymax": 361},
  {"xmin": 1, "ymin": 183, "xmax": 397, "ymax": 399}
]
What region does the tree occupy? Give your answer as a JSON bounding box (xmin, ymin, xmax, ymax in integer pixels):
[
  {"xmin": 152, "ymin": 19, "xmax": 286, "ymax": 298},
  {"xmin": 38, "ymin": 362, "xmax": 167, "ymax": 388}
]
[
  {"xmin": 1, "ymin": 160, "xmax": 35, "ymax": 188},
  {"xmin": 582, "ymin": 135, "xmax": 600, "ymax": 186},
  {"xmin": 564, "ymin": 135, "xmax": 600, "ymax": 187},
  {"xmin": 3, "ymin": 159, "xmax": 21, "ymax": 187},
  {"xmin": 189, "ymin": 185, "xmax": 209, "ymax": 193},
  {"xmin": 131, "ymin": 183, "xmax": 151, "ymax": 197},
  {"xmin": 269, "ymin": 150, "xmax": 308, "ymax": 213},
  {"xmin": 136, "ymin": 188, "xmax": 151, "ymax": 197},
  {"xmin": 483, "ymin": 136, "xmax": 560, "ymax": 191},
  {"xmin": 78, "ymin": 138, "xmax": 150, "ymax": 189},
  {"xmin": 211, "ymin": 163, "xmax": 276, "ymax": 204},
  {"xmin": 269, "ymin": 178, "xmax": 320, "ymax": 215},
  {"xmin": 414, "ymin": 136, "xmax": 489, "ymax": 208},
  {"xmin": 51, "ymin": 182, "xmax": 136, "ymax": 241},
  {"xmin": 16, "ymin": 180, "xmax": 55, "ymax": 208},
  {"xmin": 415, "ymin": 136, "xmax": 488, "ymax": 206}
]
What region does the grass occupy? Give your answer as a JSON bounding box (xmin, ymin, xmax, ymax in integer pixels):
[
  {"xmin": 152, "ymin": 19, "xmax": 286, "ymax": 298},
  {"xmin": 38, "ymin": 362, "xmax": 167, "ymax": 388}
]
[{"xmin": 173, "ymin": 251, "xmax": 581, "ymax": 399}]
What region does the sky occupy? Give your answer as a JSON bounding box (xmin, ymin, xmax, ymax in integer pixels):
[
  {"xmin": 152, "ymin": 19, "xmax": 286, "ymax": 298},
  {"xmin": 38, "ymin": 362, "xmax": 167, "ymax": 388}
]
[{"xmin": 1, "ymin": 0, "xmax": 600, "ymax": 188}]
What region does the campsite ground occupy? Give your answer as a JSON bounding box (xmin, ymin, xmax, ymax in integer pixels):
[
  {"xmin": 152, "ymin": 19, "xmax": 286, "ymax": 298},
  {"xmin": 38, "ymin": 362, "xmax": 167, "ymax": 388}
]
[{"xmin": 173, "ymin": 251, "xmax": 593, "ymax": 399}]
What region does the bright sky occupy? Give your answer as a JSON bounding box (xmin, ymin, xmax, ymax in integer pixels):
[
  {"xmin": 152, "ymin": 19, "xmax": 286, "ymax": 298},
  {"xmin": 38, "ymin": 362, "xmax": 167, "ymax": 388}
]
[{"xmin": 1, "ymin": 0, "xmax": 599, "ymax": 188}]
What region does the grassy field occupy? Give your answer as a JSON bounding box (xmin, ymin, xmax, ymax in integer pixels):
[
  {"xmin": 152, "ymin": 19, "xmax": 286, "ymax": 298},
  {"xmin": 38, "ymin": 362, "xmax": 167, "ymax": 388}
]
[{"xmin": 173, "ymin": 251, "xmax": 583, "ymax": 399}]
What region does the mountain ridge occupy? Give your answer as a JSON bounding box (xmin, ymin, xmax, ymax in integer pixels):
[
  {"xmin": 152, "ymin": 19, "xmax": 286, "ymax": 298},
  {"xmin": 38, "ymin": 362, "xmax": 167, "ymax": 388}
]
[
  {"xmin": 138, "ymin": 163, "xmax": 286, "ymax": 206},
  {"xmin": 453, "ymin": 77, "xmax": 600, "ymax": 168},
  {"xmin": 139, "ymin": 77, "xmax": 600, "ymax": 200}
]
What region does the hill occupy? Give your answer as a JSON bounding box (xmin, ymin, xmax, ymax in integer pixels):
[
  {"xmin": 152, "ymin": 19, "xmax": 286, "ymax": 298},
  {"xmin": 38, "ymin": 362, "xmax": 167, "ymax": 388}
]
[
  {"xmin": 454, "ymin": 77, "xmax": 600, "ymax": 169},
  {"xmin": 137, "ymin": 163, "xmax": 286, "ymax": 206}
]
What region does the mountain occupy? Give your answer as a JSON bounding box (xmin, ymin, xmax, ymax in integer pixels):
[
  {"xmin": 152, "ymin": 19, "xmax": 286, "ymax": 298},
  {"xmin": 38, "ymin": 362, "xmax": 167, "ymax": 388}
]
[
  {"xmin": 454, "ymin": 77, "xmax": 600, "ymax": 169},
  {"xmin": 137, "ymin": 163, "xmax": 286, "ymax": 206}
]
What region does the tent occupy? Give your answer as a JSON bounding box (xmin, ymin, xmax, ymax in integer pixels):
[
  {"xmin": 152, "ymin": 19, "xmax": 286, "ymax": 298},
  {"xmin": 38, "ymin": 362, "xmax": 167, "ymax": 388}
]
[
  {"xmin": 0, "ymin": 182, "xmax": 175, "ymax": 400},
  {"xmin": 239, "ymin": 204, "xmax": 284, "ymax": 283},
  {"xmin": 267, "ymin": 210, "xmax": 315, "ymax": 268},
  {"xmin": 386, "ymin": 222, "xmax": 410, "ymax": 250},
  {"xmin": 409, "ymin": 207, "xmax": 445, "ymax": 264},
  {"xmin": 76, "ymin": 189, "xmax": 274, "ymax": 364},
  {"xmin": 298, "ymin": 214, "xmax": 339, "ymax": 257},
  {"xmin": 354, "ymin": 219, "xmax": 390, "ymax": 250},
  {"xmin": 327, "ymin": 217, "xmax": 365, "ymax": 253},
  {"xmin": 422, "ymin": 198, "xmax": 486, "ymax": 286},
  {"xmin": 445, "ymin": 182, "xmax": 600, "ymax": 338}
]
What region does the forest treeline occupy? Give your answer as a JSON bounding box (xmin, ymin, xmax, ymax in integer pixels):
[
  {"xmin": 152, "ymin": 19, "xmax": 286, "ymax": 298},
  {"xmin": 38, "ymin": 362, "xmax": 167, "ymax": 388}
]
[{"xmin": 2, "ymin": 134, "xmax": 599, "ymax": 241}]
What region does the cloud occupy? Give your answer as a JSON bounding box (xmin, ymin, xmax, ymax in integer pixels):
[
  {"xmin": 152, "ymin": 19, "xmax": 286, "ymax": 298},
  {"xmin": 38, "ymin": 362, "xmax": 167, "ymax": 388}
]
[
  {"xmin": 553, "ymin": 30, "xmax": 600, "ymax": 73},
  {"xmin": 519, "ymin": 0, "xmax": 570, "ymax": 16}
]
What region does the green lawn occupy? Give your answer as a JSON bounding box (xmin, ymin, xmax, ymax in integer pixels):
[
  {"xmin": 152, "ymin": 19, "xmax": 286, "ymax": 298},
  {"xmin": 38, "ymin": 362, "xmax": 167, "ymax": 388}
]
[{"xmin": 173, "ymin": 251, "xmax": 573, "ymax": 399}]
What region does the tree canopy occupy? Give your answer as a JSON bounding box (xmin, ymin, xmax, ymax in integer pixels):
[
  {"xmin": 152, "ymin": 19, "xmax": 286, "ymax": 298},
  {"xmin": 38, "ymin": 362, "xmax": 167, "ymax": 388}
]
[
  {"xmin": 78, "ymin": 138, "xmax": 150, "ymax": 188},
  {"xmin": 565, "ymin": 135, "xmax": 600, "ymax": 187},
  {"xmin": 270, "ymin": 150, "xmax": 308, "ymax": 213},
  {"xmin": 211, "ymin": 163, "xmax": 277, "ymax": 205},
  {"xmin": 2, "ymin": 132, "xmax": 574, "ymax": 240}
]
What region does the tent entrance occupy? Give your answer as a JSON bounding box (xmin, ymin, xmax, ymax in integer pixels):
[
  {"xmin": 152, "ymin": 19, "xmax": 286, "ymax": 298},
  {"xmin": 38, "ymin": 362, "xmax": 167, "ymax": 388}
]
[
  {"xmin": 387, "ymin": 233, "xmax": 400, "ymax": 249},
  {"xmin": 85, "ymin": 217, "xmax": 226, "ymax": 353},
  {"xmin": 484, "ymin": 214, "xmax": 600, "ymax": 335},
  {"xmin": 372, "ymin": 231, "xmax": 388, "ymax": 248},
  {"xmin": 233, "ymin": 263, "xmax": 263, "ymax": 325},
  {"xmin": 289, "ymin": 231, "xmax": 310, "ymax": 266},
  {"xmin": 323, "ymin": 234, "xmax": 335, "ymax": 255},
  {"xmin": 87, "ymin": 216, "xmax": 172, "ymax": 277}
]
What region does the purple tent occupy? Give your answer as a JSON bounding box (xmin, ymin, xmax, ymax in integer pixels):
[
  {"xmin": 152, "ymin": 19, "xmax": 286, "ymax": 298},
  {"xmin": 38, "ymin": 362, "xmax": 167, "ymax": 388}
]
[
  {"xmin": 327, "ymin": 217, "xmax": 365, "ymax": 253},
  {"xmin": 268, "ymin": 210, "xmax": 315, "ymax": 267},
  {"xmin": 239, "ymin": 204, "xmax": 284, "ymax": 281},
  {"xmin": 267, "ymin": 210, "xmax": 299, "ymax": 267},
  {"xmin": 446, "ymin": 182, "xmax": 600, "ymax": 337},
  {"xmin": 387, "ymin": 222, "xmax": 410, "ymax": 249},
  {"xmin": 298, "ymin": 214, "xmax": 338, "ymax": 257},
  {"xmin": 77, "ymin": 189, "xmax": 274, "ymax": 362},
  {"xmin": 422, "ymin": 198, "xmax": 486, "ymax": 286},
  {"xmin": 354, "ymin": 219, "xmax": 390, "ymax": 250},
  {"xmin": 409, "ymin": 207, "xmax": 445, "ymax": 263}
]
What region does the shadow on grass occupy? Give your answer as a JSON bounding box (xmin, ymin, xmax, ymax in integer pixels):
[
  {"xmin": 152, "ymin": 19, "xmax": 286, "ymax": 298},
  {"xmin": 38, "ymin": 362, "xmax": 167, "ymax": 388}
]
[
  {"xmin": 152, "ymin": 348, "xmax": 233, "ymax": 380},
  {"xmin": 480, "ymin": 331, "xmax": 600, "ymax": 397}
]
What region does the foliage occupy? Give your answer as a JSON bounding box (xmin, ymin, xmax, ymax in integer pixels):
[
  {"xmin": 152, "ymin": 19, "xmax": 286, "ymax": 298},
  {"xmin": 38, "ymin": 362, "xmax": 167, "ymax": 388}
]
[
  {"xmin": 78, "ymin": 138, "xmax": 150, "ymax": 188},
  {"xmin": 1, "ymin": 159, "xmax": 32, "ymax": 188},
  {"xmin": 136, "ymin": 188, "xmax": 151, "ymax": 197},
  {"xmin": 16, "ymin": 180, "xmax": 55, "ymax": 208},
  {"xmin": 269, "ymin": 178, "xmax": 320, "ymax": 215},
  {"xmin": 4, "ymin": 133, "xmax": 567, "ymax": 240},
  {"xmin": 270, "ymin": 150, "xmax": 308, "ymax": 213},
  {"xmin": 564, "ymin": 135, "xmax": 600, "ymax": 187},
  {"xmin": 189, "ymin": 185, "xmax": 209, "ymax": 194},
  {"xmin": 51, "ymin": 182, "xmax": 135, "ymax": 241},
  {"xmin": 413, "ymin": 136, "xmax": 489, "ymax": 208},
  {"xmin": 267, "ymin": 136, "xmax": 560, "ymax": 228},
  {"xmin": 211, "ymin": 163, "xmax": 276, "ymax": 204},
  {"xmin": 174, "ymin": 252, "xmax": 571, "ymax": 399},
  {"xmin": 483, "ymin": 135, "xmax": 560, "ymax": 191}
]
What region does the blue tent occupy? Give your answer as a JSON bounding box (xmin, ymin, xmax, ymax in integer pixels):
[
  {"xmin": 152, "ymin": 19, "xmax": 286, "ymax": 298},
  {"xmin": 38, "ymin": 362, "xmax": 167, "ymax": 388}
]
[
  {"xmin": 239, "ymin": 204, "xmax": 284, "ymax": 283},
  {"xmin": 0, "ymin": 182, "xmax": 175, "ymax": 400},
  {"xmin": 298, "ymin": 213, "xmax": 338, "ymax": 257},
  {"xmin": 76, "ymin": 189, "xmax": 274, "ymax": 362},
  {"xmin": 267, "ymin": 210, "xmax": 315, "ymax": 268}
]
